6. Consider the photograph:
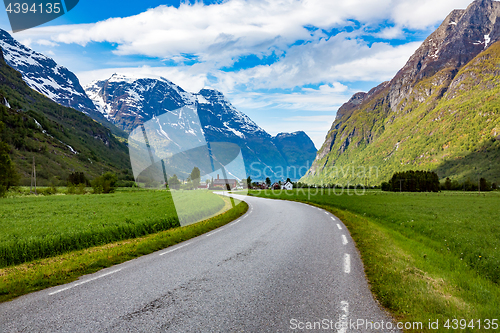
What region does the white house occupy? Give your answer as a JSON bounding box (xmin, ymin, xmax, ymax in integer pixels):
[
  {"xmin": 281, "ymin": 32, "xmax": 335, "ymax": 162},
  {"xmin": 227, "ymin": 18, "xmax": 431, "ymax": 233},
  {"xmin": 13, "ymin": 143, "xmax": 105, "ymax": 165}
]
[{"xmin": 281, "ymin": 181, "xmax": 293, "ymax": 190}]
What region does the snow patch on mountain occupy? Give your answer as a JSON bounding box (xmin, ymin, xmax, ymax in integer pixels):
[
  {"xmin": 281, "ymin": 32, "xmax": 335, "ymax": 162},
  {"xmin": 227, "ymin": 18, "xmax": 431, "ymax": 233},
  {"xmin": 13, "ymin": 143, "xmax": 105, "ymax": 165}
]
[
  {"xmin": 84, "ymin": 74, "xmax": 267, "ymax": 137},
  {"xmin": 0, "ymin": 29, "xmax": 100, "ymax": 117}
]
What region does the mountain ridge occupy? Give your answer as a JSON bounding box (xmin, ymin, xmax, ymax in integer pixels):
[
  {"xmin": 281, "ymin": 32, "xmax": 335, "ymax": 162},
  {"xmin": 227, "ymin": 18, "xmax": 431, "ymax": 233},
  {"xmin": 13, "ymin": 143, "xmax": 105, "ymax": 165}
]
[
  {"xmin": 0, "ymin": 46, "xmax": 131, "ymax": 186},
  {"xmin": 85, "ymin": 74, "xmax": 317, "ymax": 181},
  {"xmin": 0, "ymin": 29, "xmax": 127, "ymax": 138},
  {"xmin": 303, "ymin": 0, "xmax": 500, "ymax": 185}
]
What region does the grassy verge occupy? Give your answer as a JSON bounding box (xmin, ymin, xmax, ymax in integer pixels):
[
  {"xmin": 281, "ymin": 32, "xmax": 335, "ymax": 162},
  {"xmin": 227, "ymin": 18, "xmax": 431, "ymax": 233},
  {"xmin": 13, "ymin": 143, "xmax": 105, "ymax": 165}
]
[
  {"xmin": 250, "ymin": 190, "xmax": 500, "ymax": 332},
  {"xmin": 0, "ymin": 197, "xmax": 247, "ymax": 303}
]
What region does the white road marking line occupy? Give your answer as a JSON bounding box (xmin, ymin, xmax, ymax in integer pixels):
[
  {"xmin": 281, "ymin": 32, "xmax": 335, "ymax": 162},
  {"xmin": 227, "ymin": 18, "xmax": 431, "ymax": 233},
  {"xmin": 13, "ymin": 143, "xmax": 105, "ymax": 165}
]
[
  {"xmin": 159, "ymin": 242, "xmax": 192, "ymax": 256},
  {"xmin": 206, "ymin": 228, "xmax": 224, "ymax": 237},
  {"xmin": 324, "ymin": 211, "xmax": 329, "ymax": 215},
  {"xmin": 49, "ymin": 269, "xmax": 122, "ymax": 295},
  {"xmin": 342, "ymin": 235, "xmax": 348, "ymax": 245},
  {"xmin": 344, "ymin": 254, "xmax": 351, "ymax": 274},
  {"xmin": 336, "ymin": 224, "xmax": 342, "ymax": 230},
  {"xmin": 232, "ymin": 219, "xmax": 241, "ymax": 225},
  {"xmin": 338, "ymin": 301, "xmax": 349, "ymax": 333},
  {"xmin": 331, "ymin": 216, "xmax": 336, "ymax": 221}
]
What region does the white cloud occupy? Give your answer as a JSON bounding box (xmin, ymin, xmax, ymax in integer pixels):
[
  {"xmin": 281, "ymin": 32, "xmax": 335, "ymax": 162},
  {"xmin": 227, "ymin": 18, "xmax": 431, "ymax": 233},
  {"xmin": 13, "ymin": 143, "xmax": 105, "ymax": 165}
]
[
  {"xmin": 372, "ymin": 26, "xmax": 405, "ymax": 39},
  {"xmin": 36, "ymin": 39, "xmax": 58, "ymax": 47},
  {"xmin": 213, "ymin": 38, "xmax": 421, "ymax": 90},
  {"xmin": 391, "ymin": 0, "xmax": 473, "ymax": 29},
  {"xmin": 76, "ymin": 65, "xmax": 210, "ymax": 92},
  {"xmin": 16, "ymin": 0, "xmax": 474, "ymax": 62},
  {"xmin": 227, "ymin": 84, "xmax": 352, "ymax": 112},
  {"xmin": 284, "ymin": 115, "xmax": 339, "ymax": 122}
]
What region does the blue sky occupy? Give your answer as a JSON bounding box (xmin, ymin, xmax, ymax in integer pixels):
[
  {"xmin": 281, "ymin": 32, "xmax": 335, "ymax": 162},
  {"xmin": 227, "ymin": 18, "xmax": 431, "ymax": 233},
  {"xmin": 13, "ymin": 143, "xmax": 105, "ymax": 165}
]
[{"xmin": 0, "ymin": 0, "xmax": 474, "ymax": 148}]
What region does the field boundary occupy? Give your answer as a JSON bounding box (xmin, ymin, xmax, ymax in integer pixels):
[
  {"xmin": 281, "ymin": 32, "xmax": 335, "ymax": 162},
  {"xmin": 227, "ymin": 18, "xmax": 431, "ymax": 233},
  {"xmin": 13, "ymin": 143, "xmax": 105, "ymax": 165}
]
[{"xmin": 0, "ymin": 197, "xmax": 248, "ymax": 303}]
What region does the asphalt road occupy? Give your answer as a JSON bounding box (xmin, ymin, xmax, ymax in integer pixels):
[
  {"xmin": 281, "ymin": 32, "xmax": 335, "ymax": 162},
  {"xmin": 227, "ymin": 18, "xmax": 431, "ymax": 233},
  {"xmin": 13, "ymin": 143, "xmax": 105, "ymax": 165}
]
[{"xmin": 0, "ymin": 193, "xmax": 399, "ymax": 332}]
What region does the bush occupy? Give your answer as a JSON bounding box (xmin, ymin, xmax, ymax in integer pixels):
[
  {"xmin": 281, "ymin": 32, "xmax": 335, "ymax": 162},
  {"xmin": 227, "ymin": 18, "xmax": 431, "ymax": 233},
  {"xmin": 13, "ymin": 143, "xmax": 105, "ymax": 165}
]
[
  {"xmin": 116, "ymin": 180, "xmax": 136, "ymax": 187},
  {"xmin": 91, "ymin": 172, "xmax": 118, "ymax": 194},
  {"xmin": 67, "ymin": 184, "xmax": 76, "ymax": 194},
  {"xmin": 76, "ymin": 183, "xmax": 86, "ymax": 195},
  {"xmin": 39, "ymin": 187, "xmax": 57, "ymax": 196}
]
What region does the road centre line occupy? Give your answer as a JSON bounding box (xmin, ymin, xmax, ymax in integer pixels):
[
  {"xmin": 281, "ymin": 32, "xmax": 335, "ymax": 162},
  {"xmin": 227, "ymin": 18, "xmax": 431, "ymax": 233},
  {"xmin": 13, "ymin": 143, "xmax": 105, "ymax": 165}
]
[
  {"xmin": 342, "ymin": 235, "xmax": 348, "ymax": 245},
  {"xmin": 331, "ymin": 216, "xmax": 336, "ymax": 221},
  {"xmin": 159, "ymin": 242, "xmax": 192, "ymax": 256},
  {"xmin": 344, "ymin": 254, "xmax": 351, "ymax": 274},
  {"xmin": 49, "ymin": 269, "xmax": 122, "ymax": 295},
  {"xmin": 338, "ymin": 301, "xmax": 349, "ymax": 333},
  {"xmin": 324, "ymin": 211, "xmax": 329, "ymax": 215},
  {"xmin": 337, "ymin": 224, "xmax": 342, "ymax": 230}
]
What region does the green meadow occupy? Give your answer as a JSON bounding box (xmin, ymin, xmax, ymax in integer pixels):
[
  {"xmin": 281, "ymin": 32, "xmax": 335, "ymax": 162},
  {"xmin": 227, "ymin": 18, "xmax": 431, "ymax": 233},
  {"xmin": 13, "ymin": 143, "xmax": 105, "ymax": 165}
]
[
  {"xmin": 0, "ymin": 189, "xmax": 225, "ymax": 267},
  {"xmin": 250, "ymin": 189, "xmax": 500, "ymax": 332},
  {"xmin": 0, "ymin": 195, "xmax": 247, "ymax": 302}
]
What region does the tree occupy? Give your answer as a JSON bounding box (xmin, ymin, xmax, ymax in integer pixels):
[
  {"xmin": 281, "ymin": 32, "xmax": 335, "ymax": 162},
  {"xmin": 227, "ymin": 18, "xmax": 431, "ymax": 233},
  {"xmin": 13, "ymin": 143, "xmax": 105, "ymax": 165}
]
[
  {"xmin": 68, "ymin": 171, "xmax": 88, "ymax": 186},
  {"xmin": 91, "ymin": 172, "xmax": 118, "ymax": 194},
  {"xmin": 265, "ymin": 177, "xmax": 271, "ymax": 187},
  {"xmin": 246, "ymin": 176, "xmax": 252, "ymax": 188},
  {"xmin": 190, "ymin": 167, "xmax": 201, "ymax": 188},
  {"xmin": 286, "ymin": 178, "xmax": 291, "ymax": 184},
  {"xmin": 444, "ymin": 177, "xmax": 452, "ymax": 191},
  {"xmin": 168, "ymin": 174, "xmax": 181, "ymax": 190},
  {"xmin": 381, "ymin": 182, "xmax": 391, "ymax": 191},
  {"xmin": 0, "ymin": 142, "xmax": 18, "ymax": 197},
  {"xmin": 479, "ymin": 178, "xmax": 491, "ymax": 192}
]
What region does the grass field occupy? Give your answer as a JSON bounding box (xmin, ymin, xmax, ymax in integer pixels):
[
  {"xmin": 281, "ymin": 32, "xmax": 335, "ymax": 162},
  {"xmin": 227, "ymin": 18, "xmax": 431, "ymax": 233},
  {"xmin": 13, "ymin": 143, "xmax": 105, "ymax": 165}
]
[
  {"xmin": 0, "ymin": 189, "xmax": 225, "ymax": 267},
  {"xmin": 250, "ymin": 189, "xmax": 500, "ymax": 332},
  {"xmin": 0, "ymin": 195, "xmax": 247, "ymax": 303}
]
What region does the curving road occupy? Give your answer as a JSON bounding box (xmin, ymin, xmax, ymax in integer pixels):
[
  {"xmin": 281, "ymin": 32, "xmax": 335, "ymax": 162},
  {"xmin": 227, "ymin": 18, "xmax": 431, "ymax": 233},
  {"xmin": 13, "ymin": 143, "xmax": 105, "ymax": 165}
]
[{"xmin": 0, "ymin": 193, "xmax": 399, "ymax": 332}]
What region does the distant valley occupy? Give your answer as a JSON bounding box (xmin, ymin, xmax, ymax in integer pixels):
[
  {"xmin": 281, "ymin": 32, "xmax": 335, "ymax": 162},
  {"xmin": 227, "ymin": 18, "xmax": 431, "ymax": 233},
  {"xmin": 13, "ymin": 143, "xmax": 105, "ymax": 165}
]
[{"xmin": 0, "ymin": 29, "xmax": 317, "ymax": 184}]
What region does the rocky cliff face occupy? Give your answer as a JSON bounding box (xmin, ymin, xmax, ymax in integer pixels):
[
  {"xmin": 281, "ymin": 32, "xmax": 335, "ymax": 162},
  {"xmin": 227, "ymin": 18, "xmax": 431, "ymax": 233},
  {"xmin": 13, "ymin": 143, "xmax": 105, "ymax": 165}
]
[
  {"xmin": 389, "ymin": 0, "xmax": 500, "ymax": 113},
  {"xmin": 304, "ymin": 0, "xmax": 500, "ymax": 185}
]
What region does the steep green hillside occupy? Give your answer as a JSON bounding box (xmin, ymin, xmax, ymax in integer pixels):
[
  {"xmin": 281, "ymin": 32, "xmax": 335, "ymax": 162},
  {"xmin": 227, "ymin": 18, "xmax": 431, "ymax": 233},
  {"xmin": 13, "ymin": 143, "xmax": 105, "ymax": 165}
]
[
  {"xmin": 303, "ymin": 42, "xmax": 500, "ymax": 186},
  {"xmin": 0, "ymin": 50, "xmax": 130, "ymax": 185}
]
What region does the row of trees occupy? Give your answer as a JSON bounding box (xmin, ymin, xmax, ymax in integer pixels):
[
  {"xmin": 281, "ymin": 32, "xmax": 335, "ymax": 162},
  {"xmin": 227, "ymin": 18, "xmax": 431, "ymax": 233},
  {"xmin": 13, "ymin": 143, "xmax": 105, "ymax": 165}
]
[
  {"xmin": 382, "ymin": 171, "xmax": 440, "ymax": 192},
  {"xmin": 67, "ymin": 171, "xmax": 90, "ymax": 187},
  {"xmin": 442, "ymin": 177, "xmax": 497, "ymax": 192},
  {"xmin": 381, "ymin": 171, "xmax": 498, "ymax": 192}
]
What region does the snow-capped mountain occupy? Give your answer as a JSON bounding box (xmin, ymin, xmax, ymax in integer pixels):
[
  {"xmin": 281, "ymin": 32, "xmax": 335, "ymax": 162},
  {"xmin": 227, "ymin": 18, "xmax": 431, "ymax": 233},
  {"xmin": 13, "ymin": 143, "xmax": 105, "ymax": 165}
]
[
  {"xmin": 85, "ymin": 74, "xmax": 317, "ymax": 180},
  {"xmin": 0, "ymin": 29, "xmax": 122, "ymax": 135},
  {"xmin": 0, "ymin": 46, "xmax": 130, "ymax": 184},
  {"xmin": 85, "ymin": 74, "xmax": 266, "ymax": 136}
]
